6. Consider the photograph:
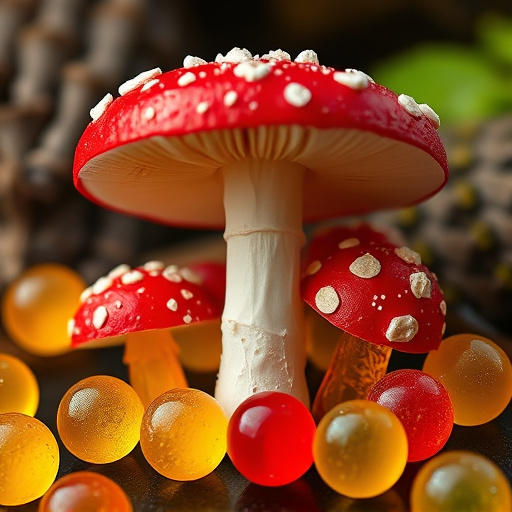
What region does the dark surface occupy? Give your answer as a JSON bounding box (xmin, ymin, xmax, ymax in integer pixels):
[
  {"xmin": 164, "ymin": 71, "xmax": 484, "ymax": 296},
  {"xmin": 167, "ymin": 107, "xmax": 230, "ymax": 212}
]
[{"xmin": 0, "ymin": 309, "xmax": 510, "ymax": 512}]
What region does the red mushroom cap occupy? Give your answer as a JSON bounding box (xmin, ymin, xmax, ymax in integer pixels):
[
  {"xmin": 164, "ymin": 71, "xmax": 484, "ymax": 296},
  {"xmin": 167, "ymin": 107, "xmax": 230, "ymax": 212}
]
[
  {"xmin": 73, "ymin": 50, "xmax": 448, "ymax": 228},
  {"xmin": 301, "ymin": 225, "xmax": 446, "ymax": 353},
  {"xmin": 69, "ymin": 261, "xmax": 222, "ymax": 348}
]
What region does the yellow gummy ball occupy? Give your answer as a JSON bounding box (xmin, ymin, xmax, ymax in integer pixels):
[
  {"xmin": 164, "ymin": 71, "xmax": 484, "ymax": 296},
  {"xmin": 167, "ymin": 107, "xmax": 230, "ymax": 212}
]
[
  {"xmin": 140, "ymin": 388, "xmax": 228, "ymax": 481},
  {"xmin": 313, "ymin": 399, "xmax": 408, "ymax": 499},
  {"xmin": 0, "ymin": 353, "xmax": 39, "ymax": 416},
  {"xmin": 57, "ymin": 375, "xmax": 144, "ymax": 464},
  {"xmin": 0, "ymin": 413, "xmax": 60, "ymax": 506},
  {"xmin": 2, "ymin": 263, "xmax": 86, "ymax": 356}
]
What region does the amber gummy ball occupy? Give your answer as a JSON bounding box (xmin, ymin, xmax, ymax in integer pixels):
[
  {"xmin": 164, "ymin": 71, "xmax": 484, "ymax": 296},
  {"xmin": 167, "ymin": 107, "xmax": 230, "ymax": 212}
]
[
  {"xmin": 410, "ymin": 451, "xmax": 512, "ymax": 512},
  {"xmin": 140, "ymin": 388, "xmax": 228, "ymax": 481},
  {"xmin": 423, "ymin": 333, "xmax": 512, "ymax": 426},
  {"xmin": 0, "ymin": 413, "xmax": 60, "ymax": 506},
  {"xmin": 39, "ymin": 471, "xmax": 133, "ymax": 512},
  {"xmin": 57, "ymin": 375, "xmax": 144, "ymax": 464},
  {"xmin": 2, "ymin": 263, "xmax": 86, "ymax": 356},
  {"xmin": 0, "ymin": 353, "xmax": 39, "ymax": 416}
]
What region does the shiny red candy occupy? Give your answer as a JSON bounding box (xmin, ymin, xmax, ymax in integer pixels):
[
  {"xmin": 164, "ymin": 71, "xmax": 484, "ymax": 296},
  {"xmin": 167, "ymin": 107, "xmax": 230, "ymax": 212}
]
[
  {"xmin": 367, "ymin": 369, "xmax": 454, "ymax": 462},
  {"xmin": 227, "ymin": 391, "xmax": 316, "ymax": 487}
]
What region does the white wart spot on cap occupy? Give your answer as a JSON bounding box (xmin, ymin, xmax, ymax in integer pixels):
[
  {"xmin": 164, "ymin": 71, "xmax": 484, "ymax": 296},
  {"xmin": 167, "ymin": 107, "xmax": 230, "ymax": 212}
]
[
  {"xmin": 260, "ymin": 49, "xmax": 291, "ymax": 61},
  {"xmin": 181, "ymin": 289, "xmax": 194, "ymax": 300},
  {"xmin": 284, "ymin": 82, "xmax": 312, "ymax": 107},
  {"xmin": 141, "ymin": 79, "xmax": 159, "ymax": 92},
  {"xmin": 315, "ymin": 286, "xmax": 340, "ymax": 314},
  {"xmin": 395, "ymin": 247, "xmax": 422, "ymax": 265},
  {"xmin": 108, "ymin": 264, "xmax": 131, "ymax": 279},
  {"xmin": 386, "ymin": 315, "xmax": 418, "ymax": 342},
  {"xmin": 119, "ymin": 68, "xmax": 162, "ymax": 96},
  {"xmin": 183, "ymin": 55, "xmax": 207, "ymax": 68},
  {"xmin": 179, "ymin": 267, "xmax": 202, "ymax": 284},
  {"xmin": 306, "ymin": 260, "xmax": 322, "ymax": 275},
  {"xmin": 349, "ymin": 253, "xmax": 381, "ymax": 278},
  {"xmin": 90, "ymin": 93, "xmax": 113, "ymax": 121},
  {"xmin": 121, "ymin": 270, "xmax": 144, "ymax": 285},
  {"xmin": 333, "ymin": 70, "xmax": 369, "ymax": 90},
  {"xmin": 178, "ymin": 71, "xmax": 197, "ymax": 87},
  {"xmin": 339, "ymin": 237, "xmax": 360, "ymax": 249},
  {"xmin": 80, "ymin": 287, "xmax": 93, "ymax": 303},
  {"xmin": 217, "ymin": 47, "xmax": 253, "ymax": 63},
  {"xmin": 92, "ymin": 306, "xmax": 108, "ymax": 329},
  {"xmin": 167, "ymin": 298, "xmax": 178, "ymax": 312},
  {"xmin": 419, "ymin": 103, "xmax": 440, "ymax": 129},
  {"xmin": 197, "ymin": 101, "xmax": 210, "ymax": 114},
  {"xmin": 144, "ymin": 107, "xmax": 155, "ymax": 120},
  {"xmin": 224, "ymin": 90, "xmax": 238, "ymax": 107},
  {"xmin": 410, "ymin": 272, "xmax": 432, "ymax": 298},
  {"xmin": 233, "ymin": 60, "xmax": 271, "ymax": 82},
  {"xmin": 143, "ymin": 261, "xmax": 165, "ymax": 272},
  {"xmin": 92, "ymin": 276, "xmax": 113, "ymax": 295},
  {"xmin": 398, "ymin": 94, "xmax": 423, "ymax": 118},
  {"xmin": 183, "ymin": 314, "xmax": 192, "ymax": 324},
  {"xmin": 294, "ymin": 50, "xmax": 319, "ymax": 64}
]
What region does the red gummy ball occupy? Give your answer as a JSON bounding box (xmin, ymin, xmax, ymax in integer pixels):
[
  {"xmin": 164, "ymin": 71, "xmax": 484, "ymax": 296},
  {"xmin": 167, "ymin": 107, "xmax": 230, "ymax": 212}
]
[
  {"xmin": 367, "ymin": 369, "xmax": 454, "ymax": 462},
  {"xmin": 227, "ymin": 391, "xmax": 316, "ymax": 486}
]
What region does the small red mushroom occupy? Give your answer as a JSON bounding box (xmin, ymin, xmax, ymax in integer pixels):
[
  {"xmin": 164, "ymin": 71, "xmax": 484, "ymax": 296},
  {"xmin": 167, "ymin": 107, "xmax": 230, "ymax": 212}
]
[
  {"xmin": 69, "ymin": 260, "xmax": 222, "ymax": 408},
  {"xmin": 301, "ymin": 224, "xmax": 446, "ymax": 422},
  {"xmin": 72, "ymin": 47, "xmax": 448, "ymax": 416}
]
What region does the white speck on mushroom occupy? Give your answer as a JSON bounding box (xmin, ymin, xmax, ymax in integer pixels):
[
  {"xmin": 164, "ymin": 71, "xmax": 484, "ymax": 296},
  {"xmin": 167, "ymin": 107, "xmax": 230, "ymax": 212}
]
[
  {"xmin": 143, "ymin": 261, "xmax": 165, "ymax": 272},
  {"xmin": 395, "ymin": 246, "xmax": 422, "ymax": 265},
  {"xmin": 371, "ymin": 302, "xmax": 376, "ymax": 307},
  {"xmin": 199, "ymin": 71, "xmax": 207, "ymax": 78},
  {"xmin": 92, "ymin": 276, "xmax": 113, "ymax": 295},
  {"xmin": 108, "ymin": 264, "xmax": 131, "ymax": 279},
  {"xmin": 197, "ymin": 101, "xmax": 210, "ymax": 114},
  {"xmin": 233, "ymin": 60, "xmax": 271, "ymax": 82},
  {"xmin": 90, "ymin": 93, "xmax": 113, "ymax": 121},
  {"xmin": 183, "ymin": 55, "xmax": 207, "ymax": 68},
  {"xmin": 115, "ymin": 300, "xmax": 122, "ymax": 309},
  {"xmin": 410, "ymin": 272, "xmax": 432, "ymax": 298},
  {"xmin": 137, "ymin": 287, "xmax": 145, "ymax": 294},
  {"xmin": 181, "ymin": 289, "xmax": 194, "ymax": 300},
  {"xmin": 294, "ymin": 50, "xmax": 319, "ymax": 64},
  {"xmin": 141, "ymin": 79, "xmax": 159, "ymax": 92},
  {"xmin": 167, "ymin": 298, "xmax": 178, "ymax": 311},
  {"xmin": 306, "ymin": 260, "xmax": 322, "ymax": 275},
  {"xmin": 80, "ymin": 287, "xmax": 93, "ymax": 303},
  {"xmin": 183, "ymin": 314, "xmax": 192, "ymax": 324},
  {"xmin": 260, "ymin": 49, "xmax": 291, "ymax": 61},
  {"xmin": 386, "ymin": 315, "xmax": 418, "ymax": 342},
  {"xmin": 179, "ymin": 268, "xmax": 202, "ymax": 284},
  {"xmin": 333, "ymin": 70, "xmax": 369, "ymax": 90},
  {"xmin": 377, "ymin": 305, "xmax": 383, "ymax": 311},
  {"xmin": 92, "ymin": 306, "xmax": 108, "ymax": 329},
  {"xmin": 121, "ymin": 270, "xmax": 144, "ymax": 285},
  {"xmin": 398, "ymin": 94, "xmax": 423, "ymax": 118},
  {"xmin": 274, "ymin": 68, "xmax": 283, "ymax": 76},
  {"xmin": 315, "ymin": 286, "xmax": 340, "ymax": 314},
  {"xmin": 224, "ymin": 90, "xmax": 238, "ymax": 107},
  {"xmin": 118, "ymin": 68, "xmax": 162, "ymax": 96},
  {"xmin": 440, "ymin": 300, "xmax": 447, "ymax": 316},
  {"xmin": 345, "ymin": 68, "xmax": 375, "ymax": 83},
  {"xmin": 373, "ymin": 295, "xmax": 378, "ymax": 300},
  {"xmin": 67, "ymin": 319, "xmax": 75, "ymax": 338},
  {"xmin": 217, "ymin": 47, "xmax": 253, "ymax": 63},
  {"xmin": 163, "ymin": 268, "xmax": 182, "ymax": 282},
  {"xmin": 349, "ymin": 253, "xmax": 381, "ymax": 278},
  {"xmin": 283, "ymin": 82, "xmax": 312, "ymax": 107},
  {"xmin": 249, "ymin": 101, "xmax": 258, "ymax": 110},
  {"xmin": 381, "ymin": 294, "xmax": 386, "ymax": 300},
  {"xmin": 419, "ymin": 103, "xmax": 441, "ymax": 129},
  {"xmin": 338, "ymin": 237, "xmax": 360, "ymax": 249},
  {"xmin": 144, "ymin": 106, "xmax": 155, "ymax": 120},
  {"xmin": 178, "ymin": 71, "xmax": 197, "ymax": 87}
]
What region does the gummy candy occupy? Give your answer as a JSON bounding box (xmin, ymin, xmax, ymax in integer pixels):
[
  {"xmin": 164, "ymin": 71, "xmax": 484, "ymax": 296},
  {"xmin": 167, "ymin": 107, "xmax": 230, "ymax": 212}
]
[
  {"xmin": 227, "ymin": 391, "xmax": 316, "ymax": 487},
  {"xmin": 423, "ymin": 333, "xmax": 512, "ymax": 426},
  {"xmin": 38, "ymin": 471, "xmax": 133, "ymax": 512},
  {"xmin": 367, "ymin": 369, "xmax": 453, "ymax": 462},
  {"xmin": 410, "ymin": 450, "xmax": 512, "ymax": 512},
  {"xmin": 140, "ymin": 388, "xmax": 227, "ymax": 481},
  {"xmin": 57, "ymin": 375, "xmax": 144, "ymax": 464},
  {"xmin": 313, "ymin": 399, "xmax": 408, "ymax": 499},
  {"xmin": 0, "ymin": 412, "xmax": 59, "ymax": 506},
  {"xmin": 0, "ymin": 352, "xmax": 39, "ymax": 416}
]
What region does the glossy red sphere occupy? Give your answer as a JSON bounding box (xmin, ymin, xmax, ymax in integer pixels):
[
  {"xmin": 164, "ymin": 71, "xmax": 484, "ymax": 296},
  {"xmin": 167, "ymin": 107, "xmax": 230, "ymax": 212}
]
[
  {"xmin": 227, "ymin": 391, "xmax": 316, "ymax": 487},
  {"xmin": 367, "ymin": 369, "xmax": 454, "ymax": 462}
]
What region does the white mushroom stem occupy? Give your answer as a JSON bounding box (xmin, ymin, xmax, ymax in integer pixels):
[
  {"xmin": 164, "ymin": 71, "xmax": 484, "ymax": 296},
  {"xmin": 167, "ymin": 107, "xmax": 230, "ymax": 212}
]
[{"xmin": 215, "ymin": 158, "xmax": 310, "ymax": 417}]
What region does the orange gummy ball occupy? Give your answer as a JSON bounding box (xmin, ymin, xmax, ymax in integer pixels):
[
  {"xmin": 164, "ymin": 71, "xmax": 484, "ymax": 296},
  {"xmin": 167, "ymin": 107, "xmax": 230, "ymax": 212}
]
[
  {"xmin": 0, "ymin": 413, "xmax": 59, "ymax": 506},
  {"xmin": 313, "ymin": 399, "xmax": 408, "ymax": 499},
  {"xmin": 2, "ymin": 263, "xmax": 86, "ymax": 356},
  {"xmin": 140, "ymin": 388, "xmax": 228, "ymax": 481},
  {"xmin": 57, "ymin": 375, "xmax": 144, "ymax": 464},
  {"xmin": 0, "ymin": 353, "xmax": 39, "ymax": 416},
  {"xmin": 423, "ymin": 333, "xmax": 512, "ymax": 426},
  {"xmin": 410, "ymin": 451, "xmax": 512, "ymax": 512},
  {"xmin": 39, "ymin": 471, "xmax": 133, "ymax": 512}
]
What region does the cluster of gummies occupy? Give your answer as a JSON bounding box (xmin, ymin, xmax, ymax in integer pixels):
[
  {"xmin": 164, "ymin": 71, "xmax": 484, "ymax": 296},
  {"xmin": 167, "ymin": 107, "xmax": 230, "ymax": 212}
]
[{"xmin": 0, "ymin": 263, "xmax": 512, "ymax": 511}]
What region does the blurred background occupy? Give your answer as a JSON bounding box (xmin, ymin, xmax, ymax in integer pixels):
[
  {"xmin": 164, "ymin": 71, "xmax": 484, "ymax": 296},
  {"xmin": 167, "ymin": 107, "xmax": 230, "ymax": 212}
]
[{"xmin": 1, "ymin": 1, "xmax": 512, "ymax": 510}]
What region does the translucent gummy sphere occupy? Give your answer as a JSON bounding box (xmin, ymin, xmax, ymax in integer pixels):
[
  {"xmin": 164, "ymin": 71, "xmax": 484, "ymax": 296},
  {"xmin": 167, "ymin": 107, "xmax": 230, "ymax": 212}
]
[
  {"xmin": 140, "ymin": 388, "xmax": 227, "ymax": 481},
  {"xmin": 0, "ymin": 413, "xmax": 60, "ymax": 506},
  {"xmin": 0, "ymin": 353, "xmax": 39, "ymax": 416},
  {"xmin": 57, "ymin": 375, "xmax": 144, "ymax": 464},
  {"xmin": 410, "ymin": 451, "xmax": 512, "ymax": 512}
]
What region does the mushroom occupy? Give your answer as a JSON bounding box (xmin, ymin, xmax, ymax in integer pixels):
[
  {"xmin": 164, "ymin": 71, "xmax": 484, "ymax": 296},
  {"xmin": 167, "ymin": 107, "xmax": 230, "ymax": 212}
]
[
  {"xmin": 69, "ymin": 260, "xmax": 222, "ymax": 408},
  {"xmin": 301, "ymin": 223, "xmax": 447, "ymax": 423},
  {"xmin": 72, "ymin": 48, "xmax": 448, "ymax": 416}
]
